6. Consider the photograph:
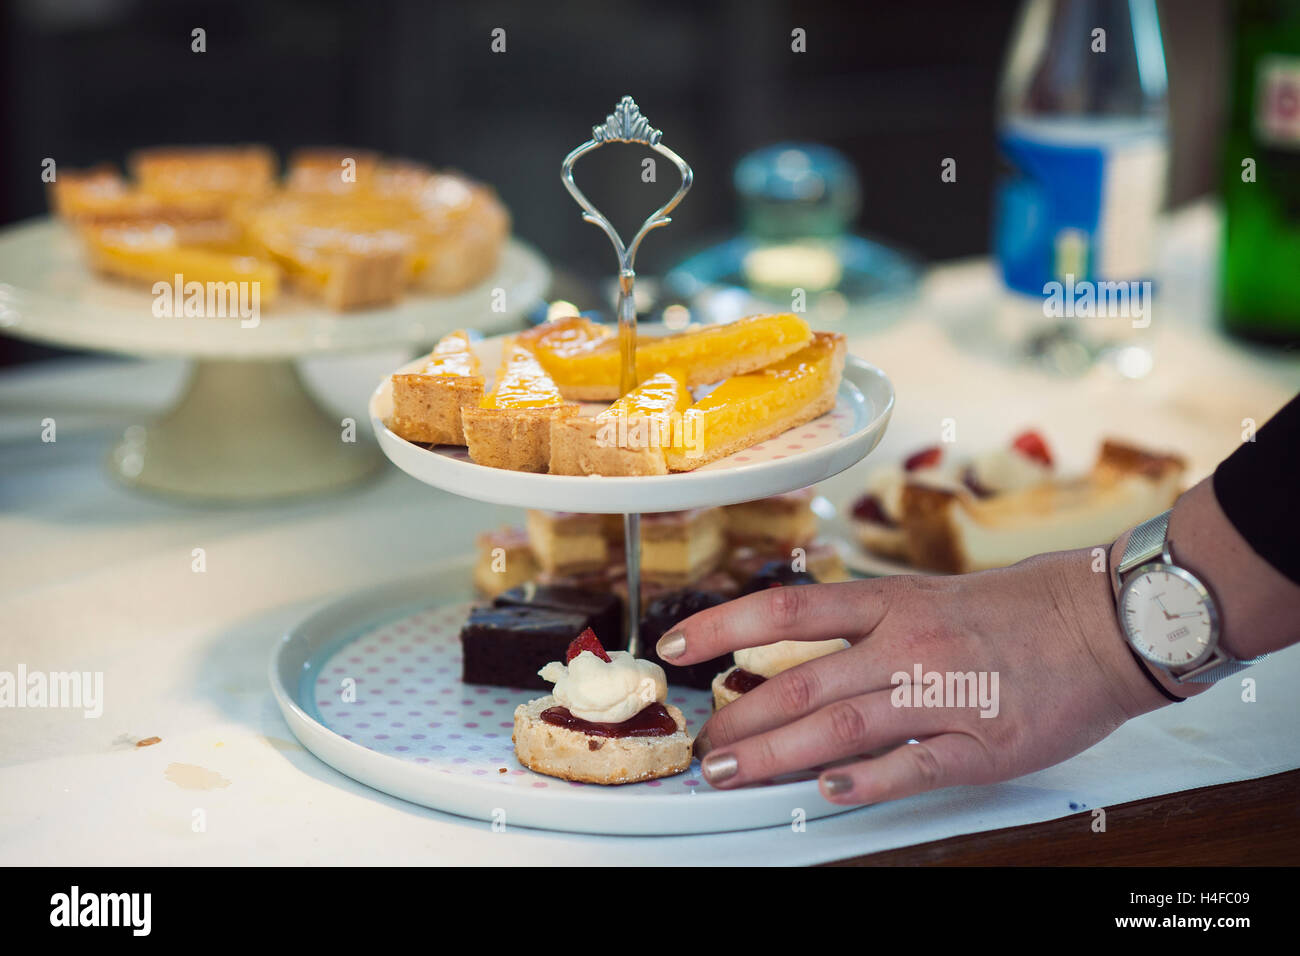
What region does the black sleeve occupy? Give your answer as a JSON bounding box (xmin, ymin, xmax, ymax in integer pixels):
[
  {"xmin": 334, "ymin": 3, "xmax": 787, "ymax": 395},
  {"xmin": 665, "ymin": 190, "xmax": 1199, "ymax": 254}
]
[{"xmin": 1213, "ymin": 392, "xmax": 1300, "ymax": 586}]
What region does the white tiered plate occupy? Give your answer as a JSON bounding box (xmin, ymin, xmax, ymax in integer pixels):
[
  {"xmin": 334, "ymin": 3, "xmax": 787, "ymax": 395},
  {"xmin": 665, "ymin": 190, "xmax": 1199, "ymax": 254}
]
[
  {"xmin": 0, "ymin": 218, "xmax": 550, "ymax": 359},
  {"xmin": 270, "ymin": 561, "xmax": 860, "ymax": 835},
  {"xmin": 369, "ymin": 332, "xmax": 894, "ymax": 513}
]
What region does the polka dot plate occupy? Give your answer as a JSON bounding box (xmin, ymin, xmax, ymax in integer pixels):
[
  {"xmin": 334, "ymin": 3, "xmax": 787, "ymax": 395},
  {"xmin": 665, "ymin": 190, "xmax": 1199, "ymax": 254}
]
[
  {"xmin": 369, "ymin": 331, "xmax": 895, "ymax": 514},
  {"xmin": 270, "ymin": 561, "xmax": 859, "ymax": 834}
]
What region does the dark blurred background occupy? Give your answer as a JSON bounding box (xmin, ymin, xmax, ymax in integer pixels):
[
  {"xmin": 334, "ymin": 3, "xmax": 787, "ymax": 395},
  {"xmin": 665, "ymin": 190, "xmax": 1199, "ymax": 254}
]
[{"xmin": 0, "ymin": 0, "xmax": 1227, "ymax": 365}]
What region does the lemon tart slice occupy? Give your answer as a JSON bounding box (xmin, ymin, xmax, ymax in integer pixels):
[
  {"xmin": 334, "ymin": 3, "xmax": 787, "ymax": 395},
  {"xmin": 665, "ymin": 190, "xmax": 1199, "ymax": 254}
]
[
  {"xmin": 129, "ymin": 145, "xmax": 277, "ymax": 218},
  {"xmin": 390, "ymin": 330, "xmax": 485, "ymax": 445},
  {"xmin": 78, "ymin": 222, "xmax": 280, "ymax": 304},
  {"xmin": 51, "ymin": 167, "xmax": 170, "ymax": 223},
  {"xmin": 237, "ymin": 192, "xmax": 415, "ymax": 310},
  {"xmin": 549, "ymin": 370, "xmax": 693, "ymax": 476},
  {"xmin": 664, "ymin": 331, "xmax": 846, "ymax": 472},
  {"xmin": 518, "ymin": 314, "xmax": 813, "ymax": 401},
  {"xmin": 462, "ymin": 346, "xmax": 578, "ymax": 472}
]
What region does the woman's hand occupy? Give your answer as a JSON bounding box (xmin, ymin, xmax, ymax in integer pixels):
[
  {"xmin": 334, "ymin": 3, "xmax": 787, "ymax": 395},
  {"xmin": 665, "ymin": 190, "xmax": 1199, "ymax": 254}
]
[{"xmin": 656, "ymin": 548, "xmax": 1179, "ymax": 805}]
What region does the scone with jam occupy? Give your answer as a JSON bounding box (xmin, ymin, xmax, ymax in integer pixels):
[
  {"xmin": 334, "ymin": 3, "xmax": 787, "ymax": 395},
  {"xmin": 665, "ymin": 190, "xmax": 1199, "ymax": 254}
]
[{"xmin": 513, "ymin": 629, "xmax": 692, "ymax": 785}]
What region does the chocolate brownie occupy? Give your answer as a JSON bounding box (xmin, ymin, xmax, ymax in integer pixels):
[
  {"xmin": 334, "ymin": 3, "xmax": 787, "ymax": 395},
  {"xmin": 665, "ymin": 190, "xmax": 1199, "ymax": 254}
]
[
  {"xmin": 460, "ymin": 605, "xmax": 592, "ymax": 690},
  {"xmin": 493, "ymin": 584, "xmax": 623, "ymax": 646},
  {"xmin": 460, "ymin": 585, "xmax": 626, "ymax": 689},
  {"xmin": 640, "ymin": 588, "xmax": 732, "ymax": 689}
]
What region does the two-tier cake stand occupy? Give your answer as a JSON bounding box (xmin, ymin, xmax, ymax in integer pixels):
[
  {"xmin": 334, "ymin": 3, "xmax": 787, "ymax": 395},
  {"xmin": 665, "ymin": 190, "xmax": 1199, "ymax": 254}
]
[{"xmin": 272, "ymin": 98, "xmax": 895, "ymax": 834}]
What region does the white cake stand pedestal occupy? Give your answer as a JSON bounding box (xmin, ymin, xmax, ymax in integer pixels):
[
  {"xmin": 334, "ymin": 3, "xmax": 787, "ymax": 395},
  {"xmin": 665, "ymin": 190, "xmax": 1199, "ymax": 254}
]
[{"xmin": 0, "ymin": 218, "xmax": 550, "ymax": 502}]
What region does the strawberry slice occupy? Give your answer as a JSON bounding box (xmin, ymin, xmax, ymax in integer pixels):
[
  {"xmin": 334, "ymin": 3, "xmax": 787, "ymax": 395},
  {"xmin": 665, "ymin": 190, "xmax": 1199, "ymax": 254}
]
[
  {"xmin": 565, "ymin": 627, "xmax": 611, "ymax": 664},
  {"xmin": 1011, "ymin": 430, "xmax": 1053, "ymax": 467},
  {"xmin": 904, "ymin": 445, "xmax": 943, "ymax": 472}
]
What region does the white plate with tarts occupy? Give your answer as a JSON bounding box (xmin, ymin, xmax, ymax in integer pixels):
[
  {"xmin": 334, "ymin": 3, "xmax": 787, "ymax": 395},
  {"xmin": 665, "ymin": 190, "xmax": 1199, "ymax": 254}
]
[{"xmin": 369, "ymin": 330, "xmax": 895, "ymax": 514}]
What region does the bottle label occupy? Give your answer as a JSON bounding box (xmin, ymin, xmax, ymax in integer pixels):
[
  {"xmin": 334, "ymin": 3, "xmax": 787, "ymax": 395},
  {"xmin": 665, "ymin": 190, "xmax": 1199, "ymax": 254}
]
[
  {"xmin": 994, "ymin": 124, "xmax": 1166, "ymax": 299},
  {"xmin": 1255, "ymin": 56, "xmax": 1300, "ymax": 149}
]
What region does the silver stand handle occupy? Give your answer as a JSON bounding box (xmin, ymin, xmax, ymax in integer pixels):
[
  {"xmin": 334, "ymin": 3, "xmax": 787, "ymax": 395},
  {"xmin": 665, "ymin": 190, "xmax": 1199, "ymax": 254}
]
[{"xmin": 560, "ymin": 96, "xmax": 693, "ymax": 654}]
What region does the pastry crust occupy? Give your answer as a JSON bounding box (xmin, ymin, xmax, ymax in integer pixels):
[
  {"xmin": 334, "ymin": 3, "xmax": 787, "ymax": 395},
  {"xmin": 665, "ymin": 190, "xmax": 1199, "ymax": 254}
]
[
  {"xmin": 462, "ymin": 404, "xmax": 579, "ymax": 472},
  {"xmin": 711, "ymin": 666, "xmax": 744, "ymax": 711},
  {"xmin": 390, "ymin": 373, "xmax": 484, "ymax": 445},
  {"xmin": 320, "ymin": 243, "xmax": 409, "ymax": 310},
  {"xmin": 548, "ymin": 415, "xmax": 670, "ymax": 477},
  {"xmin": 512, "ymin": 696, "xmax": 693, "ymax": 785}
]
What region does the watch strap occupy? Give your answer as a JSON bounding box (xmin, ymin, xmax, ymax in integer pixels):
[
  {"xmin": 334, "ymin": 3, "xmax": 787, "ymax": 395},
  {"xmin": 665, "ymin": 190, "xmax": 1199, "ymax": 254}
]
[
  {"xmin": 1176, "ymin": 650, "xmax": 1268, "ymax": 685},
  {"xmin": 1117, "ymin": 510, "xmax": 1170, "ymax": 575}
]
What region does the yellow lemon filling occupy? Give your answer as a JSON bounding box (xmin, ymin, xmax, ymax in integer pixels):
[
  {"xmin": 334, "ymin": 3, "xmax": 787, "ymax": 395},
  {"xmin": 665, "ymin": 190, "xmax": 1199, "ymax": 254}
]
[
  {"xmin": 523, "ymin": 314, "xmax": 813, "ymax": 393},
  {"xmin": 81, "ymin": 224, "xmax": 280, "ymax": 302},
  {"xmin": 418, "ymin": 329, "xmax": 481, "ymax": 377},
  {"xmin": 482, "ymin": 346, "xmax": 565, "ymax": 409},
  {"xmin": 598, "ymin": 370, "xmax": 691, "ymax": 420}
]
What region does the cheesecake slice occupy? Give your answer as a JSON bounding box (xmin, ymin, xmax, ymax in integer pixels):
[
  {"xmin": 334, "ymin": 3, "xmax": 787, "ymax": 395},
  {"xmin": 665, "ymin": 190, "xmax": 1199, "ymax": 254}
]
[
  {"xmin": 902, "ymin": 440, "xmax": 1185, "ymax": 573},
  {"xmin": 548, "ymin": 371, "xmax": 692, "ymax": 476},
  {"xmin": 472, "ymin": 527, "xmax": 538, "ymax": 598},
  {"xmin": 639, "ymin": 508, "xmax": 726, "ymax": 588},
  {"xmin": 526, "ymin": 510, "xmax": 610, "ymax": 576},
  {"xmin": 517, "ymin": 313, "xmax": 814, "ymax": 401},
  {"xmin": 722, "ymin": 487, "xmax": 818, "ymax": 549},
  {"xmin": 664, "ymin": 331, "xmax": 846, "ymax": 471},
  {"xmin": 462, "ymin": 347, "xmax": 578, "ymax": 472},
  {"xmin": 390, "ymin": 329, "xmax": 484, "ymax": 445}
]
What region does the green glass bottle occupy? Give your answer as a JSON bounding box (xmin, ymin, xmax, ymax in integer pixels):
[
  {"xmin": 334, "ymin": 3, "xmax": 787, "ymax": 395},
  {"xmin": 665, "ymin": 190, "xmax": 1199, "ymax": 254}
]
[{"xmin": 1221, "ymin": 0, "xmax": 1300, "ymax": 345}]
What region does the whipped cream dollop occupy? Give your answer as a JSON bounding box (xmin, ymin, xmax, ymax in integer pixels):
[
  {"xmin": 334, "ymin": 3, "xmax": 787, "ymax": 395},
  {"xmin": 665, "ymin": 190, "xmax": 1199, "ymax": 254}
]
[
  {"xmin": 734, "ymin": 639, "xmax": 849, "ymax": 679},
  {"xmin": 538, "ymin": 650, "xmax": 667, "ymax": 724},
  {"xmin": 968, "ymin": 447, "xmax": 1051, "ymax": 495}
]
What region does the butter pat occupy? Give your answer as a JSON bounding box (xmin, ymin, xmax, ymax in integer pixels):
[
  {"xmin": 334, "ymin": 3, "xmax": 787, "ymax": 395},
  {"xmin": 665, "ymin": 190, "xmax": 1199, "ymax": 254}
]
[{"xmin": 539, "ymin": 650, "xmax": 667, "ymax": 724}]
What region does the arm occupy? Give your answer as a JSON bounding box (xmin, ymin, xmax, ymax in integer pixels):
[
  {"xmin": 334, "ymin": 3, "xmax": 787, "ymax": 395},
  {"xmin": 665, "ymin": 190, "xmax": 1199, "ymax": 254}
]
[{"xmin": 658, "ymin": 396, "xmax": 1300, "ymax": 803}]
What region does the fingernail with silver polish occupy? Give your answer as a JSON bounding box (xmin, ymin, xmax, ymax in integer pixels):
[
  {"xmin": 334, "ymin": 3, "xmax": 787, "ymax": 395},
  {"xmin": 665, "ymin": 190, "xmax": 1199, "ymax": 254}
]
[
  {"xmin": 656, "ymin": 631, "xmax": 686, "ymax": 660},
  {"xmin": 701, "ymin": 752, "xmax": 738, "ymax": 783},
  {"xmin": 822, "ymin": 773, "xmax": 853, "ymax": 796}
]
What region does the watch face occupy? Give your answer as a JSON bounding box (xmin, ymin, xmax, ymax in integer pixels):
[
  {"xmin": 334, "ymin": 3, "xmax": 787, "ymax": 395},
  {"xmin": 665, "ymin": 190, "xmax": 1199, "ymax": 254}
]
[{"xmin": 1119, "ymin": 563, "xmax": 1219, "ymax": 669}]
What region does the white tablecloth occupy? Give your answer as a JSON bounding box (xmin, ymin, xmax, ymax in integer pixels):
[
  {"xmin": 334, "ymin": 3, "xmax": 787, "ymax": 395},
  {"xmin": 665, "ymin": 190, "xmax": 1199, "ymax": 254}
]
[{"xmin": 2, "ymin": 205, "xmax": 1298, "ymax": 865}]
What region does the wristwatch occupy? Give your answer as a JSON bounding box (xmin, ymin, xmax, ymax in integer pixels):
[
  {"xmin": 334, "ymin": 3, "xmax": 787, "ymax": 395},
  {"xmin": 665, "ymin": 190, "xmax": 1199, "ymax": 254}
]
[{"xmin": 1114, "ymin": 510, "xmax": 1263, "ymax": 684}]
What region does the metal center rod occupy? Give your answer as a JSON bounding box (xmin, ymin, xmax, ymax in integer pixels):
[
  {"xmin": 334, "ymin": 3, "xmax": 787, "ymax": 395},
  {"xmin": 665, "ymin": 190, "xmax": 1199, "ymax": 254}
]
[{"xmin": 623, "ymin": 512, "xmax": 642, "ymax": 656}]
